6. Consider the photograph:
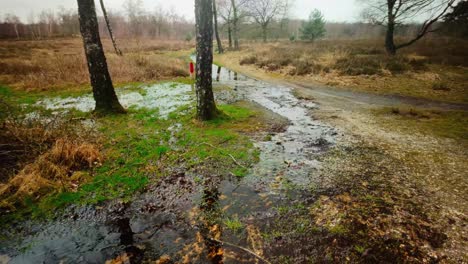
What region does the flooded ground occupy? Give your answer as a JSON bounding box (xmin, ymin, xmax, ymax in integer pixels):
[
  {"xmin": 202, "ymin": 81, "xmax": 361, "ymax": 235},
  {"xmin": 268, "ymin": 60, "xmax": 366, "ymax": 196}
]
[
  {"xmin": 1, "ymin": 64, "xmax": 337, "ymax": 263},
  {"xmin": 38, "ymin": 82, "xmax": 193, "ymax": 118}
]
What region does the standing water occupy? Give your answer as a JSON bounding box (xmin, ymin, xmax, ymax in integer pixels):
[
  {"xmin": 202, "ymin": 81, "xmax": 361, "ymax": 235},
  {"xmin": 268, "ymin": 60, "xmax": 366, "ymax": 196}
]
[{"xmin": 0, "ymin": 62, "xmax": 336, "ymax": 264}]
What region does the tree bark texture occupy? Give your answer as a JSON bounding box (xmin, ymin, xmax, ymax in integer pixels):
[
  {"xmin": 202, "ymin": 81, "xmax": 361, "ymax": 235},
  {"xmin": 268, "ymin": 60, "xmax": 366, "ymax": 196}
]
[
  {"xmin": 77, "ymin": 0, "xmax": 125, "ymax": 114},
  {"xmin": 195, "ymin": 0, "xmax": 218, "ymax": 120}
]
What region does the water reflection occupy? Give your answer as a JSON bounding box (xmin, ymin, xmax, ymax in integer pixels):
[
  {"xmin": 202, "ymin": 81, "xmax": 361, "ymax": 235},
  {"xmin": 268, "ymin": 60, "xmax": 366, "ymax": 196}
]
[{"xmin": 216, "ymin": 66, "xmax": 222, "ymax": 82}]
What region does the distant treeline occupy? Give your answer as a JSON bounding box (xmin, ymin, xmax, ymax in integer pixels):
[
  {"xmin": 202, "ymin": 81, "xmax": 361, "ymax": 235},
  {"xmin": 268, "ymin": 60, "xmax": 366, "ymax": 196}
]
[{"xmin": 0, "ymin": 7, "xmax": 465, "ymax": 41}]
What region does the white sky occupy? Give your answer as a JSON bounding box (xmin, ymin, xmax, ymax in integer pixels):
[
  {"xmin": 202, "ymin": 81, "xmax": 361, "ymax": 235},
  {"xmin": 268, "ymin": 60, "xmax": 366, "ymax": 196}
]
[{"xmin": 0, "ymin": 0, "xmax": 361, "ymax": 23}]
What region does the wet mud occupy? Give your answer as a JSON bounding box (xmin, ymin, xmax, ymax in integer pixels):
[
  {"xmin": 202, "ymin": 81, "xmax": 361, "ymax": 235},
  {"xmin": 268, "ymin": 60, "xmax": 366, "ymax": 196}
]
[{"xmin": 0, "ymin": 64, "xmax": 337, "ymax": 263}]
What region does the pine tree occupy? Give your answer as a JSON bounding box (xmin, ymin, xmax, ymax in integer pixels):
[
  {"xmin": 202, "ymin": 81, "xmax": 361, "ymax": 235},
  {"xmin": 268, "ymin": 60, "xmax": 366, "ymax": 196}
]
[{"xmin": 300, "ymin": 9, "xmax": 326, "ymax": 42}]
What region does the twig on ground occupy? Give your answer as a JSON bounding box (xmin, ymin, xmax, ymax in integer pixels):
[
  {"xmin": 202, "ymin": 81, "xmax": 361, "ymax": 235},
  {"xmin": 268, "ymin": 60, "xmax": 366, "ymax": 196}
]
[{"xmin": 208, "ymin": 238, "xmax": 272, "ymax": 264}]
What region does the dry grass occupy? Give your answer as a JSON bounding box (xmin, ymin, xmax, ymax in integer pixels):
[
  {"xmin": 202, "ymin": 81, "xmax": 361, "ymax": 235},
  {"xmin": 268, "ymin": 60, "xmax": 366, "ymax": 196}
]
[
  {"xmin": 0, "ymin": 95, "xmax": 100, "ymax": 211},
  {"xmin": 0, "ymin": 138, "xmax": 101, "ymax": 210},
  {"xmin": 0, "ymin": 38, "xmax": 192, "ymax": 92},
  {"xmin": 217, "ymin": 37, "xmax": 468, "ymax": 103}
]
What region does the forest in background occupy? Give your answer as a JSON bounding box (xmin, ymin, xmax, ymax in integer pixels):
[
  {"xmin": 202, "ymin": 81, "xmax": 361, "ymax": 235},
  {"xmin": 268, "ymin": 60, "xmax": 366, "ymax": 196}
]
[{"xmin": 0, "ymin": 0, "xmax": 466, "ymax": 41}]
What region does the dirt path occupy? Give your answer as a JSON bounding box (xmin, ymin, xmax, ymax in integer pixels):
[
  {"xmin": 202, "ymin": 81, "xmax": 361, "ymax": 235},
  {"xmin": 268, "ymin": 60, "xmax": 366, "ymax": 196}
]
[
  {"xmin": 214, "ymin": 64, "xmax": 468, "ymax": 262},
  {"xmin": 289, "ymin": 81, "xmax": 468, "ymax": 111}
]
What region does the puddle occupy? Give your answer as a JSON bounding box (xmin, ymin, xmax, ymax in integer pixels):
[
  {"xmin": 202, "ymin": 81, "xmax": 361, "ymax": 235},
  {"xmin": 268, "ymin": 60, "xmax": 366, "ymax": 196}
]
[
  {"xmin": 37, "ymin": 82, "xmax": 193, "ymax": 118},
  {"xmin": 1, "ymin": 62, "xmax": 337, "ymax": 263}
]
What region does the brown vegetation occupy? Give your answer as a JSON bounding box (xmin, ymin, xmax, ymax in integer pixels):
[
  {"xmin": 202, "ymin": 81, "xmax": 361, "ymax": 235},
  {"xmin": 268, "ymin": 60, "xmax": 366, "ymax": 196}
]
[
  {"xmin": 219, "ymin": 37, "xmax": 468, "ymax": 103},
  {"xmin": 0, "ymin": 138, "xmax": 101, "ymax": 210},
  {"xmin": 0, "ymin": 97, "xmax": 100, "ymax": 211},
  {"xmin": 0, "ymin": 38, "xmax": 191, "ymax": 92}
]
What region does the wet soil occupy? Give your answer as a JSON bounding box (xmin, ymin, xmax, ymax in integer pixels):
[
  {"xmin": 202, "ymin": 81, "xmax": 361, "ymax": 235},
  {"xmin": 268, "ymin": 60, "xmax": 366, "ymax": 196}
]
[
  {"xmin": 0, "ymin": 64, "xmax": 337, "ymax": 263},
  {"xmin": 1, "ymin": 62, "xmax": 465, "ymax": 263}
]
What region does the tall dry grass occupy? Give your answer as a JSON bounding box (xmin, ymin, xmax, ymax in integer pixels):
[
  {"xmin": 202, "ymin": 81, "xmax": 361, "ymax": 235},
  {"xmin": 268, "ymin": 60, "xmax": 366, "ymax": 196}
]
[
  {"xmin": 0, "ymin": 38, "xmax": 192, "ymax": 91},
  {"xmin": 0, "ymin": 138, "xmax": 101, "ymax": 210},
  {"xmin": 0, "ymin": 97, "xmax": 101, "ymax": 210},
  {"xmin": 234, "ymin": 37, "xmax": 468, "ymax": 103},
  {"xmin": 239, "ymin": 37, "xmax": 468, "ymax": 77}
]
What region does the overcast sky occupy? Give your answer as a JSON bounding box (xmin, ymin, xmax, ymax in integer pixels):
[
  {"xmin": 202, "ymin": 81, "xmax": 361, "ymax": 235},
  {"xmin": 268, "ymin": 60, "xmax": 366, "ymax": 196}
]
[{"xmin": 0, "ymin": 0, "xmax": 361, "ymax": 23}]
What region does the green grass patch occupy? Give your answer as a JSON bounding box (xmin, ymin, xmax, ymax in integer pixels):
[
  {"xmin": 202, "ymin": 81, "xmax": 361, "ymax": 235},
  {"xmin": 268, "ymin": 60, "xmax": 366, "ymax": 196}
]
[
  {"xmin": 2, "ymin": 101, "xmax": 262, "ymax": 223},
  {"xmin": 224, "ymin": 216, "xmax": 244, "ymax": 232}
]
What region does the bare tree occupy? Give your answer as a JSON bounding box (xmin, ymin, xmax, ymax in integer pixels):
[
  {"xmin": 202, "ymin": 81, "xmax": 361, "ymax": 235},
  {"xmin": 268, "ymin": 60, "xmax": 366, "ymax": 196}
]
[
  {"xmin": 4, "ymin": 14, "xmax": 21, "ymax": 39},
  {"xmin": 230, "ymin": 0, "xmax": 250, "ymax": 49},
  {"xmin": 361, "ymin": 0, "xmax": 456, "ymax": 55},
  {"xmin": 247, "ymin": 0, "xmax": 289, "ymax": 42},
  {"xmin": 99, "ymin": 0, "xmax": 123, "ymax": 55},
  {"xmin": 195, "ymin": 0, "xmax": 218, "ymax": 120},
  {"xmin": 213, "ymin": 0, "xmax": 224, "ymax": 53},
  {"xmin": 57, "ymin": 7, "xmax": 80, "ymax": 37},
  {"xmin": 123, "ymin": 0, "xmax": 144, "ymax": 37},
  {"xmin": 77, "ymin": 0, "xmax": 125, "ymax": 114},
  {"xmin": 39, "ymin": 10, "xmax": 56, "ymax": 37},
  {"xmin": 218, "ymin": 0, "xmax": 234, "ymax": 48}
]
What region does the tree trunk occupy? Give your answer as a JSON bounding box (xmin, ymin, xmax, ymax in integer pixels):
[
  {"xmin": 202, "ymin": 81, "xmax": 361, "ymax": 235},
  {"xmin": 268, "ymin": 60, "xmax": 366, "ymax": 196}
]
[
  {"xmin": 213, "ymin": 0, "xmax": 224, "ymax": 54},
  {"xmin": 230, "ymin": 0, "xmax": 239, "ymax": 50},
  {"xmin": 262, "ymin": 24, "xmax": 268, "ymax": 43},
  {"xmin": 13, "ymin": 24, "xmax": 20, "ymax": 40},
  {"xmin": 385, "ymin": 0, "xmax": 397, "ymax": 55},
  {"xmin": 385, "ymin": 22, "xmax": 396, "ymax": 55},
  {"xmin": 77, "ymin": 0, "xmax": 125, "ymax": 115},
  {"xmin": 99, "ymin": 0, "xmax": 123, "ymax": 56},
  {"xmin": 195, "ymin": 0, "xmax": 218, "ymax": 121},
  {"xmin": 228, "ymin": 22, "xmax": 233, "ymax": 49}
]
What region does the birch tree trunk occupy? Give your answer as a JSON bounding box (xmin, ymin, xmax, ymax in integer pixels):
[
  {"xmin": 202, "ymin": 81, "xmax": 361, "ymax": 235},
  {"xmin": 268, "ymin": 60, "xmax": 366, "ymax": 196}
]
[
  {"xmin": 195, "ymin": 0, "xmax": 218, "ymax": 120},
  {"xmin": 77, "ymin": 0, "xmax": 125, "ymax": 115},
  {"xmin": 99, "ymin": 0, "xmax": 123, "ymax": 56}
]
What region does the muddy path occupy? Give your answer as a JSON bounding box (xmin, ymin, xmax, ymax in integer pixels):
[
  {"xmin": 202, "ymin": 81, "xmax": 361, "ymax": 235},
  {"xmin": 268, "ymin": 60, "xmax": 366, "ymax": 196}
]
[
  {"xmin": 0, "ymin": 63, "xmax": 342, "ymax": 263},
  {"xmin": 211, "ymin": 61, "xmax": 468, "ymax": 111},
  {"xmin": 290, "ymin": 81, "xmax": 468, "ymax": 111}
]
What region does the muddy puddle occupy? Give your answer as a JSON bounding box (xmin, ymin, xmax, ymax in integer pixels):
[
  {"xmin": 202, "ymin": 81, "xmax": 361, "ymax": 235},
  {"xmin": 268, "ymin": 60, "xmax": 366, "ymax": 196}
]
[{"xmin": 0, "ymin": 64, "xmax": 337, "ymax": 263}]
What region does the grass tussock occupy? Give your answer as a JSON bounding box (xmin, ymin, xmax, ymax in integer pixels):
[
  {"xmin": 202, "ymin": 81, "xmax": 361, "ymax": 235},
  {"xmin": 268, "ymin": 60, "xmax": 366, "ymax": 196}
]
[
  {"xmin": 0, "ymin": 38, "xmax": 190, "ymax": 92},
  {"xmin": 0, "ymin": 139, "xmax": 101, "ymax": 210}
]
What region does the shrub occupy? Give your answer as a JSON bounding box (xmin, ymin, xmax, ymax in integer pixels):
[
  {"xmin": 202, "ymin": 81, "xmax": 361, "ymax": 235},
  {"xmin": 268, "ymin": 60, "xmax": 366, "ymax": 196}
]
[
  {"xmin": 384, "ymin": 57, "xmax": 410, "ymax": 74},
  {"xmin": 334, "ymin": 56, "xmax": 381, "ymax": 76},
  {"xmin": 432, "ymin": 81, "xmax": 451, "ymax": 91},
  {"xmin": 240, "ymin": 55, "xmax": 257, "ymax": 65}
]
